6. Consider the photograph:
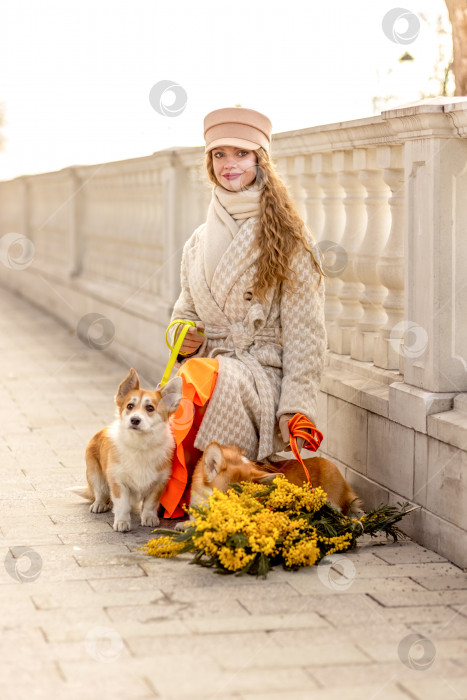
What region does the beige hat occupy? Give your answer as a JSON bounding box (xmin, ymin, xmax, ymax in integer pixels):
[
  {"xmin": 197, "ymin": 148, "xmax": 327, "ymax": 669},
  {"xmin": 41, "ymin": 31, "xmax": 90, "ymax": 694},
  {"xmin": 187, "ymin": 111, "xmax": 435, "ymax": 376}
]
[{"xmin": 204, "ymin": 107, "xmax": 272, "ymax": 153}]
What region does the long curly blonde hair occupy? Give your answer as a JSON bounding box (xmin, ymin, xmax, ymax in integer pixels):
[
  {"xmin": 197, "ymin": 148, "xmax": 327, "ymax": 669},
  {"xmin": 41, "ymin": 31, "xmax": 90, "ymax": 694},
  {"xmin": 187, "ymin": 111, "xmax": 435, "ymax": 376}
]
[{"xmin": 205, "ymin": 146, "xmax": 324, "ymax": 300}]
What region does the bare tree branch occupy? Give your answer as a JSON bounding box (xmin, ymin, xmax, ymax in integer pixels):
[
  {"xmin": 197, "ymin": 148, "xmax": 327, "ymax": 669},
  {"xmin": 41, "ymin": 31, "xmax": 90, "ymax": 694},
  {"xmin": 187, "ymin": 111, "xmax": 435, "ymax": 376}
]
[{"xmin": 445, "ymin": 0, "xmax": 467, "ymax": 95}]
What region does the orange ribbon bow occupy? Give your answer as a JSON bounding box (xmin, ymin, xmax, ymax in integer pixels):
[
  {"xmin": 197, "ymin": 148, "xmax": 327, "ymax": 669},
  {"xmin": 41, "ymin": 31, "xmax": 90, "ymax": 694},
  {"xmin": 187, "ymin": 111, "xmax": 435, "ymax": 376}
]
[{"xmin": 287, "ymin": 413, "xmax": 324, "ymax": 488}]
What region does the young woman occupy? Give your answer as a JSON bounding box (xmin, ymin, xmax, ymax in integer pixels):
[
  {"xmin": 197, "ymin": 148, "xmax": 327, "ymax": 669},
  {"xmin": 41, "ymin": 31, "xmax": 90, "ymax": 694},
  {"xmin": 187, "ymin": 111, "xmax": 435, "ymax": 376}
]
[{"xmin": 160, "ymin": 107, "xmax": 327, "ymax": 518}]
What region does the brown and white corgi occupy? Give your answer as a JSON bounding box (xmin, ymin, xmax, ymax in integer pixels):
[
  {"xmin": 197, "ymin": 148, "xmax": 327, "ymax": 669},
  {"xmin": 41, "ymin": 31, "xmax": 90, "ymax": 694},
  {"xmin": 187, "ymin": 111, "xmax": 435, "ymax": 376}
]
[
  {"xmin": 71, "ymin": 368, "xmax": 182, "ymax": 532},
  {"xmin": 188, "ymin": 442, "xmax": 361, "ymax": 515}
]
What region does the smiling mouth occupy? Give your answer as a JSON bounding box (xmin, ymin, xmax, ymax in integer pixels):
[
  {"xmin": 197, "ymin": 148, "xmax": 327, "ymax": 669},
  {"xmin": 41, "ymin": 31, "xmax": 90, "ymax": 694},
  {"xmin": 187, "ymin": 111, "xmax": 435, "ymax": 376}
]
[{"xmin": 223, "ymin": 173, "xmax": 242, "ymax": 180}]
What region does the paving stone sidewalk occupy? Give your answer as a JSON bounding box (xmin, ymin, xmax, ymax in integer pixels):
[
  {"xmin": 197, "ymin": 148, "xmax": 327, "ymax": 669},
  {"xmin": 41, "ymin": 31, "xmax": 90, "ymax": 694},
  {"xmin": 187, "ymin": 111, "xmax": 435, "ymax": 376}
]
[{"xmin": 0, "ymin": 287, "xmax": 466, "ymax": 700}]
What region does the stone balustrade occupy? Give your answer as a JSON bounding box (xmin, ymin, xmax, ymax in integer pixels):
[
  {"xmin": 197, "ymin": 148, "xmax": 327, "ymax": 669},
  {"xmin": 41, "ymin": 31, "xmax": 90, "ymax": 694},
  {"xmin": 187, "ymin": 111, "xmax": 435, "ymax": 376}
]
[{"xmin": 1, "ymin": 97, "xmax": 467, "ymax": 567}]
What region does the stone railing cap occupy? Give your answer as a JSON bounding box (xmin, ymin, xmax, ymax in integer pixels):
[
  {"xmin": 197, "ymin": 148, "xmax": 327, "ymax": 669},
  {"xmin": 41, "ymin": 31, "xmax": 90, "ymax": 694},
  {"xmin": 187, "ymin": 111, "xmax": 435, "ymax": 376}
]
[{"xmin": 382, "ymin": 96, "xmax": 467, "ymax": 119}]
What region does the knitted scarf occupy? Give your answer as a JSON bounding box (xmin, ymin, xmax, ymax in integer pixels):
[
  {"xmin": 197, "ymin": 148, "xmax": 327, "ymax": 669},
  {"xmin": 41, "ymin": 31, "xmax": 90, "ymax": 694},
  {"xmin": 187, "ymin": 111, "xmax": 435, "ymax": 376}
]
[{"xmin": 204, "ymin": 184, "xmax": 262, "ymax": 287}]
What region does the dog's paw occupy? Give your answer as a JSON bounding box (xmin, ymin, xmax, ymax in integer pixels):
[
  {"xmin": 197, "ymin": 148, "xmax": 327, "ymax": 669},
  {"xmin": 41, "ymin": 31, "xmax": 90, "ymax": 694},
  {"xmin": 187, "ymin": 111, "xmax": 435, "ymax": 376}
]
[
  {"xmin": 113, "ymin": 520, "xmax": 131, "ymax": 532},
  {"xmin": 141, "ymin": 514, "xmax": 160, "ymax": 528},
  {"xmin": 174, "ymin": 520, "xmax": 189, "ymax": 532},
  {"xmin": 90, "ymin": 501, "xmax": 111, "ymax": 514}
]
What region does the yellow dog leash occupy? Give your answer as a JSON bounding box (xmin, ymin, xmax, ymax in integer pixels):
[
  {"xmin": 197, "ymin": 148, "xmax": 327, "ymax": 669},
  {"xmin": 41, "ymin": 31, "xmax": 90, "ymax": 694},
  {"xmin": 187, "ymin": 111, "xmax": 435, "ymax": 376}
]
[{"xmin": 159, "ymin": 319, "xmax": 205, "ymax": 387}]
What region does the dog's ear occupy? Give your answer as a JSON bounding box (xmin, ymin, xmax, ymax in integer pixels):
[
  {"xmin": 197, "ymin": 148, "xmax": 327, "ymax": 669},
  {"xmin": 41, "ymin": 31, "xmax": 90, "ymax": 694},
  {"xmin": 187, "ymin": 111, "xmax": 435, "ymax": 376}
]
[
  {"xmin": 203, "ymin": 442, "xmax": 225, "ymax": 483},
  {"xmin": 255, "ymin": 472, "xmax": 277, "ymax": 484},
  {"xmin": 115, "ymin": 368, "xmax": 140, "ymax": 404},
  {"xmin": 158, "ymin": 376, "xmax": 183, "ymax": 418}
]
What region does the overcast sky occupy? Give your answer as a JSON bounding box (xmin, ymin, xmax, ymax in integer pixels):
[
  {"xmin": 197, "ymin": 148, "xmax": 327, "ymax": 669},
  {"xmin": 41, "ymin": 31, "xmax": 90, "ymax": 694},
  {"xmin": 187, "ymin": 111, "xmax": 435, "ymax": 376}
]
[{"xmin": 0, "ymin": 0, "xmax": 452, "ymax": 180}]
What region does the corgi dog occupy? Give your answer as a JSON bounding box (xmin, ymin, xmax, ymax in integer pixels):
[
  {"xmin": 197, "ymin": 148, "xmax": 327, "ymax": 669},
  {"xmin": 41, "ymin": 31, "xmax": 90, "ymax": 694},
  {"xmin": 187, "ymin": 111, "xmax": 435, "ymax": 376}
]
[
  {"xmin": 72, "ymin": 368, "xmax": 182, "ymax": 532},
  {"xmin": 188, "ymin": 442, "xmax": 361, "ymax": 516}
]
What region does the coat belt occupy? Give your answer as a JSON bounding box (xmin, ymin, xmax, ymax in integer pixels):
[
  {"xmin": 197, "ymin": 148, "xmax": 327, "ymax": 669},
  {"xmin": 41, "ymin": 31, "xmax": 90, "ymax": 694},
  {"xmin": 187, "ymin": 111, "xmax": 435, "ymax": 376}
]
[
  {"xmin": 203, "ymin": 315, "xmax": 280, "ymax": 459},
  {"xmin": 204, "ymin": 323, "xmax": 280, "ymax": 351}
]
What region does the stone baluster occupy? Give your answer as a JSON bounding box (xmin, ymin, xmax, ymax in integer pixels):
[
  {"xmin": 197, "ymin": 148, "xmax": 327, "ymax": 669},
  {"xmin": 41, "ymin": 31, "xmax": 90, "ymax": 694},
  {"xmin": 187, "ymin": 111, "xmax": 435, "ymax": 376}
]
[
  {"xmin": 279, "ymin": 155, "xmax": 309, "ymax": 221},
  {"xmin": 189, "ymin": 168, "xmax": 211, "ymax": 228},
  {"xmin": 328, "ymin": 151, "xmax": 367, "ymax": 355},
  {"xmin": 373, "ymin": 147, "xmax": 405, "ymax": 370},
  {"xmin": 301, "ymin": 155, "xmax": 324, "ymax": 242},
  {"xmin": 68, "ymin": 167, "xmax": 83, "ymax": 278},
  {"xmin": 159, "ymin": 153, "xmax": 180, "ymax": 307},
  {"xmin": 350, "ymin": 148, "xmax": 391, "ymax": 362},
  {"xmin": 313, "ymin": 153, "xmax": 346, "ymax": 333},
  {"xmin": 19, "ymin": 175, "xmax": 31, "ymax": 242},
  {"xmin": 168, "ymin": 149, "xmax": 210, "ymax": 306}
]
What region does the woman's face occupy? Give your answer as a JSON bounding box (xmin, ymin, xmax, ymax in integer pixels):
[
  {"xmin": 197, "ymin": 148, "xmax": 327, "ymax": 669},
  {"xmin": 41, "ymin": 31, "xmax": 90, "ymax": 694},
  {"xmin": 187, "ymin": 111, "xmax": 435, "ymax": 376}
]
[{"xmin": 211, "ymin": 145, "xmax": 258, "ymax": 192}]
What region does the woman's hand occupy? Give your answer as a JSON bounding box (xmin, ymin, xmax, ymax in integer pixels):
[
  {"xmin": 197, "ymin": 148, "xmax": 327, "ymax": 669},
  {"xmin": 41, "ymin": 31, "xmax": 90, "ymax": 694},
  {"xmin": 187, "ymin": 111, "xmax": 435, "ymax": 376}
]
[
  {"xmin": 278, "ymin": 414, "xmax": 305, "ymax": 451},
  {"xmin": 178, "ymin": 321, "xmax": 205, "ymax": 355}
]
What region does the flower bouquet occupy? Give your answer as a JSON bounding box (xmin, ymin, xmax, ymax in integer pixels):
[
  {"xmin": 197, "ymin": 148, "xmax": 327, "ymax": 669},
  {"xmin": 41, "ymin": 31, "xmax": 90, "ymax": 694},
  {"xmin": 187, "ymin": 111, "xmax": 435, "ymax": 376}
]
[{"xmin": 141, "ymin": 475, "xmax": 417, "ymax": 577}]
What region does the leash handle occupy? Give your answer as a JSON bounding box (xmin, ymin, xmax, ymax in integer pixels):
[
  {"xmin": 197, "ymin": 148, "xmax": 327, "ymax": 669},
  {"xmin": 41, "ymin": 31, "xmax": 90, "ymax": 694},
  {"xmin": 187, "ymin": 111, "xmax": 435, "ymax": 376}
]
[
  {"xmin": 288, "ymin": 413, "xmax": 324, "ymax": 489},
  {"xmin": 159, "ymin": 319, "xmax": 205, "ymax": 387}
]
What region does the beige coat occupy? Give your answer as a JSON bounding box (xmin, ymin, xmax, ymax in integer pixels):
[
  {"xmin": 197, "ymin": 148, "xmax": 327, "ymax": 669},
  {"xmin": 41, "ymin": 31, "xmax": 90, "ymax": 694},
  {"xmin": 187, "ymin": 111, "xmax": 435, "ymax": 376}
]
[{"xmin": 170, "ymin": 216, "xmax": 326, "ymax": 461}]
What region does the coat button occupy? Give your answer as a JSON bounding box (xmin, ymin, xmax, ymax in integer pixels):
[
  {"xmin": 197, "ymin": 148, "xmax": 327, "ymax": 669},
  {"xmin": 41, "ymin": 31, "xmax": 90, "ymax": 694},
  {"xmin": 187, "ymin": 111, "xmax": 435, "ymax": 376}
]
[{"xmin": 244, "ymin": 290, "xmax": 253, "ymax": 302}]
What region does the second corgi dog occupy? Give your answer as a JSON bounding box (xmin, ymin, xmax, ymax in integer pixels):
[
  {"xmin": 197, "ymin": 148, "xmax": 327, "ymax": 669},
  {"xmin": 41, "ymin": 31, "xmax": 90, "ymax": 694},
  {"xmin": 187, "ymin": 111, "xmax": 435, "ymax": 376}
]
[
  {"xmin": 190, "ymin": 442, "xmax": 361, "ymax": 515},
  {"xmin": 76, "ymin": 369, "xmax": 182, "ymax": 532}
]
